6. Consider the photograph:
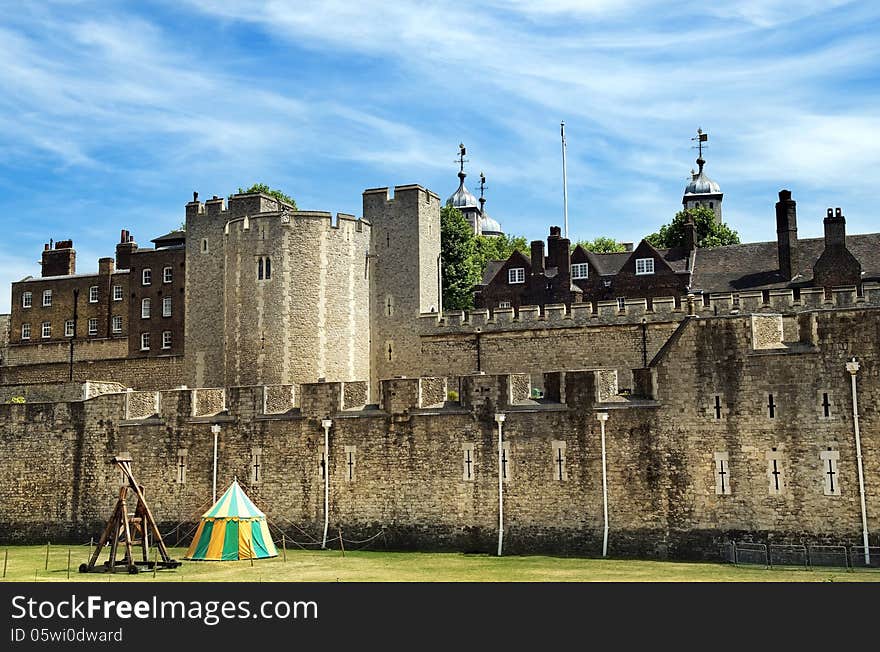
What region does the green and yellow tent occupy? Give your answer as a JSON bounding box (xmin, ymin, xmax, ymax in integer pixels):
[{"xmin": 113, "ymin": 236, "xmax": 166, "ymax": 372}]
[{"xmin": 185, "ymin": 480, "xmax": 278, "ymax": 561}]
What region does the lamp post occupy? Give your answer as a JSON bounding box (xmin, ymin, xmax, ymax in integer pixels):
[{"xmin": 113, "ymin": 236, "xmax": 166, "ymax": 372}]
[
  {"xmin": 597, "ymin": 412, "xmax": 610, "ymax": 557},
  {"xmin": 321, "ymin": 418, "xmax": 333, "ymax": 549},
  {"xmin": 495, "ymin": 412, "xmax": 506, "ymax": 557},
  {"xmin": 846, "ymin": 358, "xmax": 871, "ymax": 566},
  {"xmin": 210, "ymin": 424, "xmax": 220, "ymax": 503}
]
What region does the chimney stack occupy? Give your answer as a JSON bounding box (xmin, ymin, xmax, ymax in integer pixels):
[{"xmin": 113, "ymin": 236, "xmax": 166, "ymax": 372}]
[
  {"xmin": 775, "ymin": 189, "xmax": 798, "ymax": 281},
  {"xmin": 41, "ymin": 239, "xmax": 76, "ymax": 277},
  {"xmin": 98, "ymin": 257, "xmax": 115, "ymax": 276},
  {"xmin": 813, "ymin": 206, "xmax": 861, "ymax": 289},
  {"xmin": 115, "ymin": 229, "xmax": 137, "ymax": 270},
  {"xmin": 530, "ymin": 240, "xmax": 545, "ymax": 275}
]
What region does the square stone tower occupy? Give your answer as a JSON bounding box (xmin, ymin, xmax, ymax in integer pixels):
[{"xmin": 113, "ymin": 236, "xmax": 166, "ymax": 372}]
[{"xmin": 364, "ymin": 184, "xmax": 441, "ymax": 395}]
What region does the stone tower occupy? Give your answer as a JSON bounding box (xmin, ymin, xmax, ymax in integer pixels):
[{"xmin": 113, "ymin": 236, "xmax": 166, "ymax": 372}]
[{"xmin": 365, "ymin": 184, "xmax": 441, "ymax": 395}]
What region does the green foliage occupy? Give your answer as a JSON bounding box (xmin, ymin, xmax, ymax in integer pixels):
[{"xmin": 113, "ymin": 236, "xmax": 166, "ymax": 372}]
[
  {"xmin": 447, "ymin": 390, "xmax": 459, "ymax": 402},
  {"xmin": 235, "ymin": 183, "xmax": 298, "ymax": 209},
  {"xmin": 473, "ymin": 233, "xmax": 529, "ymax": 276},
  {"xmin": 441, "ymin": 206, "xmax": 479, "ymax": 311},
  {"xmin": 9, "ymin": 396, "xmax": 25, "ymax": 404},
  {"xmin": 573, "ymin": 236, "xmax": 626, "ymax": 253},
  {"xmin": 645, "ymin": 206, "xmax": 740, "ymax": 249}
]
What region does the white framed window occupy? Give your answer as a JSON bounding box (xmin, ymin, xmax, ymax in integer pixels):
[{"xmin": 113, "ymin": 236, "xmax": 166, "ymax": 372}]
[
  {"xmin": 21, "ymin": 323, "xmax": 31, "ymax": 340},
  {"xmin": 42, "ymin": 289, "xmax": 52, "ymax": 306},
  {"xmin": 162, "ymin": 330, "xmax": 172, "ymax": 349},
  {"xmin": 162, "ymin": 297, "xmax": 172, "ymax": 317},
  {"xmin": 88, "ymin": 318, "xmax": 98, "ymax": 336},
  {"xmin": 22, "ymin": 292, "xmax": 32, "ymax": 308},
  {"xmin": 617, "ymin": 297, "xmax": 626, "ymax": 310},
  {"xmin": 572, "ymin": 263, "xmax": 589, "ymax": 280},
  {"xmin": 141, "ymin": 298, "xmax": 151, "ymax": 319},
  {"xmin": 499, "ymin": 301, "xmax": 512, "ymax": 309},
  {"xmin": 635, "ymin": 258, "xmax": 655, "ymax": 275},
  {"xmin": 508, "ymin": 267, "xmax": 525, "ymax": 284},
  {"xmin": 112, "ymin": 315, "xmax": 123, "ymax": 333},
  {"xmin": 89, "ymin": 286, "xmax": 98, "ymax": 303},
  {"xmin": 163, "ymin": 266, "xmax": 173, "ymax": 283},
  {"xmin": 113, "ymin": 285, "xmax": 123, "ymax": 301},
  {"xmin": 140, "ymin": 332, "xmax": 150, "ymax": 351},
  {"xmin": 64, "ymin": 320, "xmax": 74, "ymax": 337},
  {"xmin": 142, "ymin": 269, "xmax": 152, "ymax": 286},
  {"xmin": 41, "ymin": 321, "xmax": 51, "ymax": 338}
]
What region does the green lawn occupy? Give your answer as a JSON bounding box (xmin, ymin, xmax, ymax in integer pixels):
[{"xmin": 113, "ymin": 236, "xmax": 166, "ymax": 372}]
[{"xmin": 0, "ymin": 545, "xmax": 878, "ymax": 582}]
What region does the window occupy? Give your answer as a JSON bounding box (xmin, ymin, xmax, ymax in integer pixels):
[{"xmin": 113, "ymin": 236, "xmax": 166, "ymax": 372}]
[
  {"xmin": 714, "ymin": 452, "xmax": 731, "ymax": 495},
  {"xmin": 385, "ymin": 295, "xmax": 394, "ymax": 316},
  {"xmin": 201, "ymin": 238, "xmax": 208, "ymax": 253},
  {"xmin": 22, "ymin": 292, "xmax": 32, "ymax": 308},
  {"xmin": 41, "ymin": 321, "xmax": 51, "ymax": 339},
  {"xmin": 142, "ymin": 269, "xmax": 151, "ymax": 286},
  {"xmin": 162, "ymin": 331, "xmax": 172, "ymax": 349},
  {"xmin": 257, "ymin": 257, "xmax": 272, "ymax": 281},
  {"xmin": 162, "ymin": 297, "xmax": 172, "ymax": 317},
  {"xmin": 552, "ymin": 441, "xmax": 567, "ymax": 481},
  {"xmin": 766, "ymin": 449, "xmax": 784, "ymax": 495},
  {"xmin": 462, "ymin": 443, "xmax": 475, "ymax": 481},
  {"xmin": 112, "ymin": 315, "xmax": 123, "ymax": 333},
  {"xmin": 113, "ymin": 285, "xmax": 123, "ymax": 301},
  {"xmin": 42, "ymin": 289, "xmax": 52, "ymax": 306},
  {"xmin": 163, "ymin": 266, "xmax": 172, "ymax": 283},
  {"xmin": 709, "ymin": 202, "xmax": 714, "ymax": 209},
  {"xmin": 88, "ymin": 318, "xmax": 98, "ymax": 336},
  {"xmin": 141, "ymin": 298, "xmax": 151, "ymax": 319},
  {"xmin": 89, "ymin": 286, "xmax": 98, "ymax": 303},
  {"xmin": 508, "ymin": 267, "xmax": 525, "ymax": 284},
  {"xmin": 499, "ymin": 301, "xmax": 512, "ymax": 309},
  {"xmin": 572, "ymin": 263, "xmax": 589, "ymax": 280},
  {"xmin": 140, "ymin": 332, "xmax": 150, "ymax": 351},
  {"xmin": 65, "ymin": 320, "xmax": 74, "ymax": 337},
  {"xmin": 251, "ymin": 448, "xmax": 263, "ymax": 484},
  {"xmin": 617, "ymin": 297, "xmax": 626, "ymax": 310},
  {"xmin": 821, "ymin": 449, "xmax": 840, "ymax": 496},
  {"xmin": 21, "ymin": 323, "xmax": 31, "ymax": 340},
  {"xmin": 635, "ymin": 258, "xmax": 655, "ymax": 275},
  {"xmin": 344, "ymin": 446, "xmax": 356, "ymax": 482},
  {"xmin": 176, "ymin": 449, "xmax": 187, "ymax": 484}
]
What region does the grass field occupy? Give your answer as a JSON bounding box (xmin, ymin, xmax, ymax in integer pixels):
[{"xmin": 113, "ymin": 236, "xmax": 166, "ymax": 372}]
[{"xmin": 1, "ymin": 545, "xmax": 879, "ymax": 582}]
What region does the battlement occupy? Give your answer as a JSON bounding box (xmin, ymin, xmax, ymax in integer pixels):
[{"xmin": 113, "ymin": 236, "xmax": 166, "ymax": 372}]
[
  {"xmin": 221, "ymin": 209, "xmax": 370, "ymax": 235},
  {"xmin": 418, "ymin": 282, "xmax": 880, "ymax": 335},
  {"xmin": 362, "ymin": 184, "xmax": 441, "ymax": 203}
]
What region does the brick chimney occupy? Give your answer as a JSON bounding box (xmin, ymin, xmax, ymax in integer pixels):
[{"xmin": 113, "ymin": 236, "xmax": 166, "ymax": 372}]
[
  {"xmin": 530, "ymin": 240, "xmax": 545, "ymax": 275},
  {"xmin": 98, "ymin": 257, "xmax": 115, "ymax": 276},
  {"xmin": 115, "ymin": 229, "xmax": 137, "ymax": 270},
  {"xmin": 775, "ymin": 189, "xmax": 798, "ymax": 281},
  {"xmin": 41, "ymin": 239, "xmax": 76, "ymax": 277},
  {"xmin": 813, "ymin": 207, "xmax": 861, "ymax": 289}
]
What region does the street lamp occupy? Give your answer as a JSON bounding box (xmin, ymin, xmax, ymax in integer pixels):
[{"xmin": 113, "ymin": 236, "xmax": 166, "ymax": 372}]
[
  {"xmin": 321, "ymin": 418, "xmax": 333, "ymax": 549},
  {"xmin": 596, "ymin": 412, "xmax": 610, "ymax": 557},
  {"xmin": 210, "ymin": 424, "xmax": 220, "ymax": 503},
  {"xmin": 494, "ymin": 413, "xmax": 506, "ymax": 557},
  {"xmin": 846, "ymin": 358, "xmax": 870, "ymax": 566}
]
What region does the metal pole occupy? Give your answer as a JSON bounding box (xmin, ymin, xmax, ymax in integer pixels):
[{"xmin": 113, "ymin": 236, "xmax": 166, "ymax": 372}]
[
  {"xmin": 495, "ymin": 413, "xmax": 506, "ymax": 557},
  {"xmin": 321, "ymin": 419, "xmax": 332, "ymax": 549},
  {"xmin": 597, "ymin": 412, "xmax": 610, "ymax": 557},
  {"xmin": 210, "ymin": 424, "xmax": 220, "ymax": 503},
  {"xmin": 561, "ymin": 121, "xmax": 569, "ymax": 240},
  {"xmin": 846, "ymin": 359, "xmax": 870, "ymax": 565}
]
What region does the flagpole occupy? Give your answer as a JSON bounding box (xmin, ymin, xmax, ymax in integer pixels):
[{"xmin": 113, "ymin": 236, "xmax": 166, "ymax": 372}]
[{"xmin": 561, "ymin": 121, "xmax": 569, "ymax": 239}]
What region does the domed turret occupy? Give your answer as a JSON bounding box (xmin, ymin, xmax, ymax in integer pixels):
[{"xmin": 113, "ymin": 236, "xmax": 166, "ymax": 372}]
[
  {"xmin": 445, "ymin": 145, "xmax": 503, "ymax": 237},
  {"xmin": 682, "ymin": 129, "xmax": 723, "ymax": 223}
]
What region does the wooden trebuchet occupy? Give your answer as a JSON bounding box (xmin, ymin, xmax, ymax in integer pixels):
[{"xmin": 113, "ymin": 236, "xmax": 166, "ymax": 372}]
[{"xmin": 79, "ymin": 455, "xmax": 182, "ymax": 574}]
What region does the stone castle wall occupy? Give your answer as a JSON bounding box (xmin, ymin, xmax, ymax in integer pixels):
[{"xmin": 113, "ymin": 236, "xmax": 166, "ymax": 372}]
[
  {"xmin": 0, "ymin": 354, "xmax": 185, "ymax": 390},
  {"xmin": 1, "ymin": 308, "xmax": 877, "ymax": 559}
]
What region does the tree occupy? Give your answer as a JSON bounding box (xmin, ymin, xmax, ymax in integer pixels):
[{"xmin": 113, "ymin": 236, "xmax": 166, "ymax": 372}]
[
  {"xmin": 441, "ymin": 206, "xmax": 480, "ymax": 310},
  {"xmin": 235, "ymin": 183, "xmax": 298, "ymax": 209},
  {"xmin": 574, "ymin": 236, "xmax": 626, "ymax": 253},
  {"xmin": 645, "ymin": 206, "xmax": 740, "ymax": 249},
  {"xmin": 473, "ymin": 233, "xmax": 529, "ymax": 276}
]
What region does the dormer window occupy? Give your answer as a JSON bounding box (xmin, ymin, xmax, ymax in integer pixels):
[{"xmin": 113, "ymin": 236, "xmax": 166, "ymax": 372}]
[
  {"xmin": 508, "ymin": 267, "xmax": 525, "ymax": 284},
  {"xmin": 635, "ymin": 258, "xmax": 654, "ymax": 275},
  {"xmin": 572, "ymin": 263, "xmax": 589, "ymax": 280}
]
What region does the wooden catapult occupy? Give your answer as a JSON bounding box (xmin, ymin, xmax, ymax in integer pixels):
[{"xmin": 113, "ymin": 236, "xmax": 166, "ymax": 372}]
[{"xmin": 79, "ymin": 455, "xmax": 182, "ymax": 574}]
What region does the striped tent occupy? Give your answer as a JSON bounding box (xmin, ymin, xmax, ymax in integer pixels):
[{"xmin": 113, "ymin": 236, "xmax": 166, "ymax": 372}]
[{"xmin": 185, "ymin": 480, "xmax": 278, "ymax": 561}]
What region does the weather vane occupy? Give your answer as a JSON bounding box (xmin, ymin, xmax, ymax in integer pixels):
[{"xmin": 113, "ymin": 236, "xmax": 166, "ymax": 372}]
[
  {"xmin": 456, "ymin": 143, "xmax": 468, "ymax": 173},
  {"xmin": 691, "ymin": 127, "xmax": 708, "ymax": 160}
]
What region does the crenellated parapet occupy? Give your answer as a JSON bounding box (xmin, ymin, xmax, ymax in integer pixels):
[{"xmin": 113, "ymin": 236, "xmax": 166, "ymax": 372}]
[{"xmin": 419, "ymin": 282, "xmax": 880, "ymax": 336}]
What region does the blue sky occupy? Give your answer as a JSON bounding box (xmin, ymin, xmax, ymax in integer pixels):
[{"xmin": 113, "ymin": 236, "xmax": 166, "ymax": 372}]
[{"xmin": 1, "ymin": 1, "xmax": 879, "ymax": 313}]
